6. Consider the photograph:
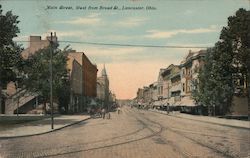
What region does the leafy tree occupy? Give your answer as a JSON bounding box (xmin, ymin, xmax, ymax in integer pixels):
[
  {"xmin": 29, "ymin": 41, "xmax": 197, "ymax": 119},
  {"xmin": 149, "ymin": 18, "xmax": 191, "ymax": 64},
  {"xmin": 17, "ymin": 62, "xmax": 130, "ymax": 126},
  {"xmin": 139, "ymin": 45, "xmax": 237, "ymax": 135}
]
[
  {"xmin": 24, "ymin": 43, "xmax": 70, "ymax": 114},
  {"xmin": 221, "ymin": 8, "xmax": 250, "ymax": 107},
  {"xmin": 0, "ymin": 5, "xmax": 23, "ymax": 113},
  {"xmin": 193, "ymin": 8, "xmax": 249, "ymax": 115},
  {"xmin": 192, "ymin": 48, "xmax": 214, "ymax": 115}
]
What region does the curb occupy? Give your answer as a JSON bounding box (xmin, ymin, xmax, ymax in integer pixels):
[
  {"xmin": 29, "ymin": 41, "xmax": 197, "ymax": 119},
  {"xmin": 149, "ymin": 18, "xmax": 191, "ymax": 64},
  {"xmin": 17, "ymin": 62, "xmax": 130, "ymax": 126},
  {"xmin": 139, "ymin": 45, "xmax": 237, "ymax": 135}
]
[
  {"xmin": 0, "ymin": 117, "xmax": 90, "ymax": 140},
  {"xmin": 148, "ymin": 110, "xmax": 250, "ymax": 130}
]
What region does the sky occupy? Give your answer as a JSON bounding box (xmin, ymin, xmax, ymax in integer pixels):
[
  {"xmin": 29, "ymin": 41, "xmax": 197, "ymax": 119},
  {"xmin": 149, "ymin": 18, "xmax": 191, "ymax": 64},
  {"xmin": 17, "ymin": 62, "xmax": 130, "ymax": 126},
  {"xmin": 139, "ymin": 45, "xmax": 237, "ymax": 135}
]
[{"xmin": 1, "ymin": 0, "xmax": 249, "ymax": 99}]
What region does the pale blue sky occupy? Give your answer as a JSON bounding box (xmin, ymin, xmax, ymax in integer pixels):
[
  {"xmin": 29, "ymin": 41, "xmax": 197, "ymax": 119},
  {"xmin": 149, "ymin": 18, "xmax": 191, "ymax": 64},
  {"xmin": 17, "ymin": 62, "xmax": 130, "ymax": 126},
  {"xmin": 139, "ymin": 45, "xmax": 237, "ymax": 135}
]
[{"xmin": 1, "ymin": 0, "xmax": 249, "ymax": 99}]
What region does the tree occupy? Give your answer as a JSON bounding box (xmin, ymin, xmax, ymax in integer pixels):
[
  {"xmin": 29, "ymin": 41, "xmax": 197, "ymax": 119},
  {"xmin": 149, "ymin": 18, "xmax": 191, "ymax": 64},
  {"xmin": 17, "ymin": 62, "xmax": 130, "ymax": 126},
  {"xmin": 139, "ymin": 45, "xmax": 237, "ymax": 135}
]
[
  {"xmin": 221, "ymin": 8, "xmax": 250, "ymax": 109},
  {"xmin": 192, "ymin": 48, "xmax": 214, "ymax": 115},
  {"xmin": 23, "ymin": 43, "xmax": 70, "ymax": 114},
  {"xmin": 192, "ymin": 8, "xmax": 249, "ymax": 115},
  {"xmin": 0, "ymin": 5, "xmax": 23, "ymax": 113}
]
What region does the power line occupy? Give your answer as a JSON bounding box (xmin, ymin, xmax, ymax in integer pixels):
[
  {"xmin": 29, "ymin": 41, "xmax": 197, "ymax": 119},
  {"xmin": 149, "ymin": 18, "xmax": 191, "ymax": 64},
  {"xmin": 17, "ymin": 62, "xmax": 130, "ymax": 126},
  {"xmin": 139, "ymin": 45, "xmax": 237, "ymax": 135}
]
[{"xmin": 14, "ymin": 40, "xmax": 211, "ymax": 49}]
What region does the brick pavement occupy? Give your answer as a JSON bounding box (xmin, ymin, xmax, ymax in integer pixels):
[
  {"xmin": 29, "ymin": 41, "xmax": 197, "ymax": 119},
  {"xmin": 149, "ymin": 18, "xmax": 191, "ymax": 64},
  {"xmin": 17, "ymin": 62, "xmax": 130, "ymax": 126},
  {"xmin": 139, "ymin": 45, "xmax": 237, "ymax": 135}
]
[
  {"xmin": 0, "ymin": 115, "xmax": 90, "ymax": 138},
  {"xmin": 0, "ymin": 107, "xmax": 248, "ymax": 158},
  {"xmin": 150, "ymin": 109, "xmax": 250, "ymax": 129}
]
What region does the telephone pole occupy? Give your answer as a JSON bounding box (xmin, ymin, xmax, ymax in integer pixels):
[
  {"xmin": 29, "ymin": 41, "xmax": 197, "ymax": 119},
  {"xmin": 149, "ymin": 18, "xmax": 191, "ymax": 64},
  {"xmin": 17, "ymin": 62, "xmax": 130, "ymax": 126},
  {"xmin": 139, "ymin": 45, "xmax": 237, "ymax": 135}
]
[{"xmin": 50, "ymin": 32, "xmax": 54, "ymax": 129}]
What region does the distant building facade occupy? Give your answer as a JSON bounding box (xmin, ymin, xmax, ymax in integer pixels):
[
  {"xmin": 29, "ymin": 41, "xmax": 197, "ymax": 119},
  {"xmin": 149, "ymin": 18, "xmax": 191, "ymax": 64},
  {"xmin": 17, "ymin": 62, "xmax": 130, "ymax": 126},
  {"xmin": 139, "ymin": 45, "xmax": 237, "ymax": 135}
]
[
  {"xmin": 161, "ymin": 64, "xmax": 181, "ymax": 106},
  {"xmin": 67, "ymin": 50, "xmax": 98, "ymax": 113},
  {"xmin": 22, "ymin": 34, "xmax": 58, "ymax": 59},
  {"xmin": 157, "ymin": 69, "xmax": 165, "ymax": 100},
  {"xmin": 179, "ymin": 50, "xmax": 206, "ymax": 109},
  {"xmin": 149, "ymin": 82, "xmax": 158, "ymax": 101},
  {"xmin": 96, "ymin": 65, "xmax": 110, "ymax": 108}
]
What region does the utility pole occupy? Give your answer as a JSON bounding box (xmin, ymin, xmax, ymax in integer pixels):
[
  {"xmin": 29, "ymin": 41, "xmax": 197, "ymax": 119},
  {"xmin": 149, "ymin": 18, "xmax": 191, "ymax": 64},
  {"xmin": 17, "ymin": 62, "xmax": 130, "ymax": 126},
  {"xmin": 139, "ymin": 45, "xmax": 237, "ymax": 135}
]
[
  {"xmin": 15, "ymin": 81, "xmax": 19, "ymax": 116},
  {"xmin": 50, "ymin": 32, "xmax": 54, "ymax": 129},
  {"xmin": 0, "ymin": 68, "xmax": 2, "ymax": 114},
  {"xmin": 0, "ymin": 82, "xmax": 2, "ymax": 114}
]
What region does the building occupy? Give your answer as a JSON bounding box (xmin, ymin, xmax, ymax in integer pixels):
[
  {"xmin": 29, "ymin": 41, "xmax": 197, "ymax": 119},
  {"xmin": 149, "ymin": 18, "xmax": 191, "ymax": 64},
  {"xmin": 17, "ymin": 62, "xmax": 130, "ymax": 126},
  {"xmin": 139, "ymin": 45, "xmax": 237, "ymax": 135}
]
[
  {"xmin": 22, "ymin": 34, "xmax": 57, "ymax": 59},
  {"xmin": 157, "ymin": 69, "xmax": 165, "ymax": 100},
  {"xmin": 96, "ymin": 65, "xmax": 110, "ymax": 109},
  {"xmin": 82, "ymin": 55, "xmax": 98, "ymax": 98},
  {"xmin": 179, "ymin": 50, "xmax": 206, "ymax": 113},
  {"xmin": 142, "ymin": 86, "xmax": 150, "ymax": 106},
  {"xmin": 67, "ymin": 50, "xmax": 98, "ymax": 113},
  {"xmin": 161, "ymin": 64, "xmax": 181, "ymax": 107},
  {"xmin": 149, "ymin": 82, "xmax": 158, "ymax": 101},
  {"xmin": 136, "ymin": 88, "xmax": 144, "ymax": 101},
  {"xmin": 109, "ymin": 91, "xmax": 117, "ymax": 108},
  {"xmin": 170, "ymin": 69, "xmax": 182, "ymax": 105},
  {"xmin": 97, "ymin": 81, "xmax": 105, "ymax": 101},
  {"xmin": 67, "ymin": 51, "xmax": 83, "ymax": 113}
]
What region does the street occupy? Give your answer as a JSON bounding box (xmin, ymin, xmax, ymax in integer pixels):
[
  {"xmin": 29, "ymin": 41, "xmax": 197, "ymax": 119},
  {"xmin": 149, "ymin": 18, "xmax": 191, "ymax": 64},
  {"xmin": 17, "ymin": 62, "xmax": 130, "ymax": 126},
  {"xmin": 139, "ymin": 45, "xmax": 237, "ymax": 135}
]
[{"xmin": 0, "ymin": 107, "xmax": 249, "ymax": 158}]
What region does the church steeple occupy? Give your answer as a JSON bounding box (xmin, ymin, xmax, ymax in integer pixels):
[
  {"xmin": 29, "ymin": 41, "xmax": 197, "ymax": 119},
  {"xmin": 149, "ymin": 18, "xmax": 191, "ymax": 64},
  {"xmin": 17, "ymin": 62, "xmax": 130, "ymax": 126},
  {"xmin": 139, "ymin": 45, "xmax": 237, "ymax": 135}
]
[{"xmin": 101, "ymin": 64, "xmax": 107, "ymax": 77}]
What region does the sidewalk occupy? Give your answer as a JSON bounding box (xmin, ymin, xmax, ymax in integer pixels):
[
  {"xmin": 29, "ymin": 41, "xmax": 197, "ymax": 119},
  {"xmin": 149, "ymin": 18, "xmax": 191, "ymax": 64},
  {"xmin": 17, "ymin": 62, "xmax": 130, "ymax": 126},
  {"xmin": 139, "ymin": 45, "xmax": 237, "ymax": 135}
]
[
  {"xmin": 0, "ymin": 115, "xmax": 90, "ymax": 138},
  {"xmin": 149, "ymin": 109, "xmax": 250, "ymax": 129}
]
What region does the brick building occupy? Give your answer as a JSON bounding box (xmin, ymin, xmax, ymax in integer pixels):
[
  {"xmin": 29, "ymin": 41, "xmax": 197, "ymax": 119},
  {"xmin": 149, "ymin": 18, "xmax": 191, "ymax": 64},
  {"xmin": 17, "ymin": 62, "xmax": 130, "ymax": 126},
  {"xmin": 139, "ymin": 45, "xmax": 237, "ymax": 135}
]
[{"xmin": 67, "ymin": 50, "xmax": 98, "ymax": 113}]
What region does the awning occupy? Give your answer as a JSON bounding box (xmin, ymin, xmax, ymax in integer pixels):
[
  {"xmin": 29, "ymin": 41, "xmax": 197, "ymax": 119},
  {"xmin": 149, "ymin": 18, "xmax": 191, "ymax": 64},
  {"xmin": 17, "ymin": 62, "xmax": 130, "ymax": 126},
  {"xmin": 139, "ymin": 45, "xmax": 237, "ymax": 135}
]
[
  {"xmin": 179, "ymin": 96, "xmax": 196, "ymax": 107},
  {"xmin": 153, "ymin": 100, "xmax": 163, "ymax": 106},
  {"xmin": 162, "ymin": 98, "xmax": 175, "ymax": 106},
  {"xmin": 172, "ymin": 101, "xmax": 182, "ymax": 106},
  {"xmin": 161, "ymin": 99, "xmax": 169, "ymax": 106}
]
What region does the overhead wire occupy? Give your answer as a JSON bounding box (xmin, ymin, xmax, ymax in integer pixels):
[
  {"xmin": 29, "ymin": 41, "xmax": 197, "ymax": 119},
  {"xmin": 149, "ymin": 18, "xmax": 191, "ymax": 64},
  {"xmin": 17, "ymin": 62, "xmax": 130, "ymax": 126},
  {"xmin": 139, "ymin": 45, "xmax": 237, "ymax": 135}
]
[{"xmin": 14, "ymin": 40, "xmax": 211, "ymax": 49}]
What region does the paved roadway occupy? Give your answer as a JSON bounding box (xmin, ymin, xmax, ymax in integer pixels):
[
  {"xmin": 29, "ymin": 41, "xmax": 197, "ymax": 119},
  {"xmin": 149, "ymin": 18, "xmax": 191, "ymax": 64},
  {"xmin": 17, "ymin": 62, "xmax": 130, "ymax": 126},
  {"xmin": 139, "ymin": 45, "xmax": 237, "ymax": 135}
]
[{"xmin": 0, "ymin": 107, "xmax": 249, "ymax": 158}]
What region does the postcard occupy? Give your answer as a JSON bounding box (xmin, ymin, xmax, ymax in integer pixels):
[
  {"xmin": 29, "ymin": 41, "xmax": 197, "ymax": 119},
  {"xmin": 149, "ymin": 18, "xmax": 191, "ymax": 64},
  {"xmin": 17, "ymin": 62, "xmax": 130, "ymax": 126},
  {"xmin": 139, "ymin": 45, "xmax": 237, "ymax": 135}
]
[{"xmin": 0, "ymin": 0, "xmax": 249, "ymax": 157}]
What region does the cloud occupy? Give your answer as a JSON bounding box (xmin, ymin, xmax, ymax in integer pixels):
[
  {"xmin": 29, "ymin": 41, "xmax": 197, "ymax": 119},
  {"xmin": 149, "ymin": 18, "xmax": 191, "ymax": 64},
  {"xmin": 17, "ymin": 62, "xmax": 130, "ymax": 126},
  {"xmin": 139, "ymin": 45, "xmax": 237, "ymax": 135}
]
[
  {"xmin": 116, "ymin": 17, "xmax": 147, "ymax": 27},
  {"xmin": 13, "ymin": 35, "xmax": 29, "ymax": 41},
  {"xmin": 101, "ymin": 35, "xmax": 133, "ymax": 41},
  {"xmin": 184, "ymin": 9, "xmax": 194, "ymax": 15},
  {"xmin": 83, "ymin": 47, "xmax": 145, "ymax": 57},
  {"xmin": 56, "ymin": 14, "xmax": 101, "ymax": 25},
  {"xmin": 145, "ymin": 25, "xmax": 220, "ymax": 39}
]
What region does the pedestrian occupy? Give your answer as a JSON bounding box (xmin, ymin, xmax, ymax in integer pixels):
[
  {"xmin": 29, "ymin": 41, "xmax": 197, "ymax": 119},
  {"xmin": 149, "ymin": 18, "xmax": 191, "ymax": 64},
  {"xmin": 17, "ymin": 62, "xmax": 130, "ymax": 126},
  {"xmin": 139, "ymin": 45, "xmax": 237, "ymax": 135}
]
[
  {"xmin": 117, "ymin": 107, "xmax": 121, "ymax": 114},
  {"xmin": 107, "ymin": 112, "xmax": 111, "ymax": 119},
  {"xmin": 90, "ymin": 108, "xmax": 96, "ymax": 118},
  {"xmin": 101, "ymin": 108, "xmax": 106, "ymax": 119}
]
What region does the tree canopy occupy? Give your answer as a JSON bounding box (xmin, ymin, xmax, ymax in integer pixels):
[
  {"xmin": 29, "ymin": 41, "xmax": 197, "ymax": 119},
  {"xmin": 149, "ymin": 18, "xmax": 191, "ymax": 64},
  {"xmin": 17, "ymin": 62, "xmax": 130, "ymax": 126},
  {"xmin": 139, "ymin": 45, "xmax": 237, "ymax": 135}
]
[
  {"xmin": 192, "ymin": 8, "xmax": 249, "ymax": 115},
  {"xmin": 0, "ymin": 5, "xmax": 23, "ymax": 87},
  {"xmin": 23, "ymin": 43, "xmax": 70, "ymax": 112}
]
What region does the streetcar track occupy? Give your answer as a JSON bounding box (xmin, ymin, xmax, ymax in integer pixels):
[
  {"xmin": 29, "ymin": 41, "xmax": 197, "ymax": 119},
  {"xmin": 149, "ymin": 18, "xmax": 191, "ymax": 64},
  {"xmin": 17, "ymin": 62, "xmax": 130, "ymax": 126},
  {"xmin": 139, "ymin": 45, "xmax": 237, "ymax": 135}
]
[
  {"xmin": 168, "ymin": 127, "xmax": 238, "ymax": 158},
  {"xmin": 138, "ymin": 109, "xmax": 242, "ymax": 158},
  {"xmin": 0, "ymin": 110, "xmax": 135, "ymax": 153},
  {"xmin": 169, "ymin": 127, "xmax": 247, "ymax": 142},
  {"xmin": 134, "ymin": 110, "xmax": 195, "ymax": 158},
  {"xmin": 2, "ymin": 108, "xmax": 246, "ymax": 158},
  {"xmin": 4, "ymin": 109, "xmax": 163, "ymax": 158},
  {"xmin": 31, "ymin": 110, "xmax": 164, "ymax": 158}
]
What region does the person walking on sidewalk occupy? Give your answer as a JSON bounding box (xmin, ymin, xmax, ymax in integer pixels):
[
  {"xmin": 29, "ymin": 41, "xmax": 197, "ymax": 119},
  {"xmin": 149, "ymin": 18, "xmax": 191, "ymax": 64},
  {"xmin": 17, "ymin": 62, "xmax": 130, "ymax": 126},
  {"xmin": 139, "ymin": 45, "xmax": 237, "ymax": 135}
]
[
  {"xmin": 101, "ymin": 108, "xmax": 106, "ymax": 119},
  {"xmin": 117, "ymin": 106, "xmax": 121, "ymax": 114}
]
